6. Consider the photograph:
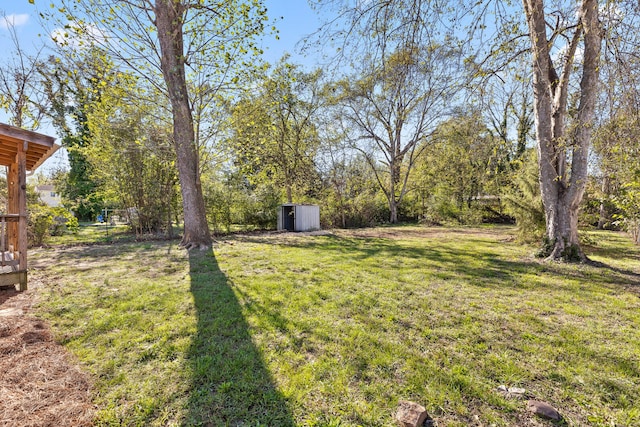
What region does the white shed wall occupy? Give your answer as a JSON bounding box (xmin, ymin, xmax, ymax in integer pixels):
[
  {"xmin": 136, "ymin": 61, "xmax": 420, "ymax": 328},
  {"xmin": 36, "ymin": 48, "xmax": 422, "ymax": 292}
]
[
  {"xmin": 277, "ymin": 204, "xmax": 320, "ymax": 231},
  {"xmin": 295, "ymin": 205, "xmax": 320, "ymax": 231}
]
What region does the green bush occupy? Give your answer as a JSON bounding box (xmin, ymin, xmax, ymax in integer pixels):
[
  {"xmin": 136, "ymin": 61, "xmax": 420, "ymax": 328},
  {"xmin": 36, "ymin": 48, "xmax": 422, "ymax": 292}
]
[
  {"xmin": 28, "ymin": 205, "xmax": 53, "ymax": 247},
  {"xmin": 49, "ymin": 207, "xmax": 79, "ymax": 236},
  {"xmin": 242, "ymin": 184, "xmax": 281, "ymax": 229},
  {"xmin": 28, "ymin": 205, "xmax": 78, "ymax": 246},
  {"xmin": 613, "ymin": 181, "xmax": 640, "ymax": 245},
  {"xmin": 502, "ymin": 150, "xmax": 546, "ymax": 242}
]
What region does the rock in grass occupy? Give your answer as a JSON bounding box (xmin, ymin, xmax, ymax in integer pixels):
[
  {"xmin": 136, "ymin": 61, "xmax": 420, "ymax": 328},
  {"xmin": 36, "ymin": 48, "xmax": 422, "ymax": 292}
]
[
  {"xmin": 396, "ymin": 400, "xmax": 428, "ymax": 427},
  {"xmin": 508, "ymin": 387, "xmax": 526, "ymax": 395},
  {"xmin": 497, "ymin": 385, "xmax": 526, "ymax": 398},
  {"xmin": 526, "ymin": 400, "xmax": 561, "ymax": 420}
]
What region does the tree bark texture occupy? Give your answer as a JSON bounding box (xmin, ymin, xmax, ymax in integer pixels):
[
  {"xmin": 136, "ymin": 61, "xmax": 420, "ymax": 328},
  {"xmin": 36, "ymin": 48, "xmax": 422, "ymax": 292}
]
[
  {"xmin": 155, "ymin": 0, "xmax": 212, "ymax": 250},
  {"xmin": 523, "ymin": 0, "xmax": 601, "ymax": 261}
]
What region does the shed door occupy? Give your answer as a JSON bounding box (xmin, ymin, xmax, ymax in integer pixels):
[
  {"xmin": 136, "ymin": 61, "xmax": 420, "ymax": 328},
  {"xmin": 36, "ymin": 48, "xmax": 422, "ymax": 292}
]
[{"xmin": 283, "ymin": 206, "xmax": 295, "ymax": 231}]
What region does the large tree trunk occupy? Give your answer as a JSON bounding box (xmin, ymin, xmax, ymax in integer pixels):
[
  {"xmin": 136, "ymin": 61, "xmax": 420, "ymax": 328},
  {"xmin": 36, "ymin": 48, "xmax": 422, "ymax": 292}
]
[
  {"xmin": 389, "ymin": 199, "xmax": 398, "ymax": 223},
  {"xmin": 524, "ymin": 0, "xmax": 601, "ymax": 261},
  {"xmin": 155, "ymin": 0, "xmax": 212, "ymax": 250}
]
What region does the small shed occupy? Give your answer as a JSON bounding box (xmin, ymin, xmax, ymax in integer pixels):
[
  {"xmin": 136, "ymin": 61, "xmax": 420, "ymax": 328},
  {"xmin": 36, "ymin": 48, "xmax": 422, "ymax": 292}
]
[
  {"xmin": 0, "ymin": 123, "xmax": 58, "ymax": 291},
  {"xmin": 277, "ymin": 204, "xmax": 320, "ymax": 232}
]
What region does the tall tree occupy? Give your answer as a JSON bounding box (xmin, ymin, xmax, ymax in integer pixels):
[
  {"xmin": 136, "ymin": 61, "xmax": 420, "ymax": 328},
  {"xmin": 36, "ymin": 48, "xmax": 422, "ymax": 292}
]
[
  {"xmin": 464, "ymin": 0, "xmax": 605, "ymax": 259},
  {"xmin": 522, "ymin": 0, "xmax": 602, "ymax": 260},
  {"xmin": 229, "ymin": 60, "xmax": 322, "ymax": 203},
  {"xmin": 40, "ymin": 50, "xmax": 110, "ymax": 220},
  {"xmin": 591, "ymin": 2, "xmax": 640, "ymax": 231},
  {"xmin": 333, "ymin": 42, "xmax": 463, "ymax": 223},
  {"xmin": 46, "ymin": 0, "xmax": 269, "ymax": 250},
  {"xmin": 311, "ymin": 0, "xmax": 465, "ymax": 223},
  {"xmin": 83, "ymin": 74, "xmax": 179, "ymax": 236}
]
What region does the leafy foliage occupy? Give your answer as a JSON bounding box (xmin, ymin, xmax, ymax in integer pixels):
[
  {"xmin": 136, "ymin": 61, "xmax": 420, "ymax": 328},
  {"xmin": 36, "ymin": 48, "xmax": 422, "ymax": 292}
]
[
  {"xmin": 613, "ymin": 181, "xmax": 640, "ymax": 244},
  {"xmin": 28, "ymin": 204, "xmax": 78, "ymax": 247},
  {"xmin": 228, "ymin": 59, "xmax": 322, "ymax": 204},
  {"xmin": 412, "ymin": 111, "xmax": 508, "ymax": 225},
  {"xmin": 593, "ymin": 112, "xmax": 640, "ymax": 244},
  {"xmin": 41, "ymin": 50, "xmax": 114, "ymax": 221},
  {"xmin": 502, "ymin": 149, "xmax": 545, "ymax": 242},
  {"xmin": 333, "ymin": 41, "xmax": 464, "ymax": 223},
  {"xmin": 84, "ymin": 80, "xmax": 179, "ymax": 237}
]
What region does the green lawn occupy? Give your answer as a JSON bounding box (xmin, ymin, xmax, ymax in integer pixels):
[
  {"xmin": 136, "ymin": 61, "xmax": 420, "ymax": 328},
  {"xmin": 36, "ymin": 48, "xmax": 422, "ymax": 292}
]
[
  {"xmin": 45, "ymin": 223, "xmax": 134, "ymax": 245},
  {"xmin": 30, "ymin": 226, "xmax": 640, "ymax": 426}
]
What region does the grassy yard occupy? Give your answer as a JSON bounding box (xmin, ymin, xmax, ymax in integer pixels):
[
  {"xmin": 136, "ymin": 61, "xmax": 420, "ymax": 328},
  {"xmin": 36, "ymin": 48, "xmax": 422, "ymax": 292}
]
[
  {"xmin": 45, "ymin": 223, "xmax": 134, "ymax": 246},
  {"xmin": 30, "ymin": 226, "xmax": 640, "ymax": 426}
]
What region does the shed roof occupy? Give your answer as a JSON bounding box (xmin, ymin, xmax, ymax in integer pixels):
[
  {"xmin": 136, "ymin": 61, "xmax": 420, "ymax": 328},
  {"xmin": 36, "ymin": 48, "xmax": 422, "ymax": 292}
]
[{"xmin": 0, "ymin": 123, "xmax": 59, "ymax": 171}]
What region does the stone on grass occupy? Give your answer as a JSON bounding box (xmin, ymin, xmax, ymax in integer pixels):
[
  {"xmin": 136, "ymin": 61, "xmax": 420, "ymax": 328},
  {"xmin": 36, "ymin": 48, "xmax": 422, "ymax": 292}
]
[
  {"xmin": 527, "ymin": 400, "xmax": 561, "ymax": 420},
  {"xmin": 396, "ymin": 400, "xmax": 428, "ymax": 427},
  {"xmin": 508, "ymin": 387, "xmax": 526, "ymax": 395},
  {"xmin": 497, "ymin": 385, "xmax": 526, "ymax": 398}
]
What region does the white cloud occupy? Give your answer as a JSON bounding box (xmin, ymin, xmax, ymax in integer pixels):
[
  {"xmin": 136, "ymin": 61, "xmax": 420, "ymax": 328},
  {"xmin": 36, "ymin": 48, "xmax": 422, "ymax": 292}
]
[
  {"xmin": 51, "ymin": 22, "xmax": 108, "ymax": 49},
  {"xmin": 0, "ymin": 13, "xmax": 30, "ymax": 30}
]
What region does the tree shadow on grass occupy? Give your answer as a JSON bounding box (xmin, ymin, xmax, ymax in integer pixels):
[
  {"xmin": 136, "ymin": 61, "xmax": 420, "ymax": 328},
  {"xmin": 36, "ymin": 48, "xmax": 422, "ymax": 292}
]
[
  {"xmin": 257, "ymin": 232, "xmax": 640, "ymax": 292},
  {"xmin": 185, "ymin": 250, "xmax": 295, "ymax": 427}
]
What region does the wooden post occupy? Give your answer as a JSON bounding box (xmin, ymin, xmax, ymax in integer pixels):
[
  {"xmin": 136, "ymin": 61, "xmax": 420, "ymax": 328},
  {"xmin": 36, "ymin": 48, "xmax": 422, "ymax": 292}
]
[
  {"xmin": 6, "ymin": 142, "xmax": 27, "ymax": 290},
  {"xmin": 17, "ymin": 141, "xmax": 27, "ymax": 290},
  {"xmin": 7, "ymin": 163, "xmax": 19, "ymax": 254}
]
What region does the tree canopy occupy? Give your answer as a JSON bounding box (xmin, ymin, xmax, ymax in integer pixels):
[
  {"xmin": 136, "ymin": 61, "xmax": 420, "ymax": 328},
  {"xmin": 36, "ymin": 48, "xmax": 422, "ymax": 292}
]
[{"xmin": 2, "ymin": 0, "xmax": 638, "ymax": 252}]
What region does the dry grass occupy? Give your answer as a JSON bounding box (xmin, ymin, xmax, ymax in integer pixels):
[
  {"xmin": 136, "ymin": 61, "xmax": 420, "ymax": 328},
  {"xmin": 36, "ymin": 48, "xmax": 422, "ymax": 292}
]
[{"xmin": 0, "ymin": 285, "xmax": 95, "ymax": 427}]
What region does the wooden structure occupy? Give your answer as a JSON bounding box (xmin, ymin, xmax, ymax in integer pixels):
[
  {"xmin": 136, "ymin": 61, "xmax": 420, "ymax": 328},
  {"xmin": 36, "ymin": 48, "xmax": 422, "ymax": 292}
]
[
  {"xmin": 0, "ymin": 123, "xmax": 58, "ymax": 291},
  {"xmin": 277, "ymin": 204, "xmax": 321, "ymax": 232}
]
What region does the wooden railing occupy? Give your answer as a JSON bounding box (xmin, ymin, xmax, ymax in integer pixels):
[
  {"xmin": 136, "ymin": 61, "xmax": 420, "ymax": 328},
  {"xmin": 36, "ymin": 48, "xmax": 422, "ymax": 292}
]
[{"xmin": 0, "ymin": 214, "xmax": 27, "ymax": 290}]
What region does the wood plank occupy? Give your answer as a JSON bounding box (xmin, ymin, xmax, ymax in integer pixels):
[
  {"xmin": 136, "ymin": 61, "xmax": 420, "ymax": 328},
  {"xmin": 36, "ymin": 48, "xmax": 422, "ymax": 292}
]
[
  {"xmin": 0, "ymin": 271, "xmax": 26, "ymax": 288},
  {"xmin": 29, "ymin": 144, "xmax": 60, "ymax": 172},
  {"xmin": 0, "ymin": 123, "xmax": 59, "ymax": 171},
  {"xmin": 7, "ymin": 162, "xmax": 18, "ymax": 254},
  {"xmin": 0, "ymin": 123, "xmax": 56, "ymax": 148},
  {"xmin": 0, "ymin": 214, "xmax": 21, "ymax": 222},
  {"xmin": 17, "ymin": 144, "xmax": 27, "ymax": 274}
]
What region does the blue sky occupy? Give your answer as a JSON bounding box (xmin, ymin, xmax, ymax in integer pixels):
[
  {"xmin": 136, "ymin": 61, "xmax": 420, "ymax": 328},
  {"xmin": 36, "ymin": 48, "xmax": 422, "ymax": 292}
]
[
  {"xmin": 260, "ymin": 0, "xmax": 322, "ymax": 64},
  {"xmin": 1, "ymin": 1, "xmax": 320, "ymax": 63},
  {"xmin": 0, "ymin": 0, "xmax": 322, "ymax": 173},
  {"xmin": 0, "ymin": 1, "xmax": 533, "ymax": 74}
]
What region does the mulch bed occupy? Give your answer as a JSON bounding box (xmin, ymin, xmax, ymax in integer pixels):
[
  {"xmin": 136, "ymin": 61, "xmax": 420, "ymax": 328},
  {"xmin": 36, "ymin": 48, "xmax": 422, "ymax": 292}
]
[{"xmin": 0, "ymin": 287, "xmax": 95, "ymax": 427}]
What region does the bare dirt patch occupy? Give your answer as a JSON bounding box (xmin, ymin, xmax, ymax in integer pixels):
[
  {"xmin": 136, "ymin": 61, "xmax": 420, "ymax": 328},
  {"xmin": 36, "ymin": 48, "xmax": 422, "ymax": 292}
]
[
  {"xmin": 217, "ymin": 226, "xmax": 517, "ymax": 248},
  {"xmin": 332, "ymin": 226, "xmax": 514, "ymax": 240},
  {"xmin": 0, "ymin": 282, "xmax": 95, "ymax": 427}
]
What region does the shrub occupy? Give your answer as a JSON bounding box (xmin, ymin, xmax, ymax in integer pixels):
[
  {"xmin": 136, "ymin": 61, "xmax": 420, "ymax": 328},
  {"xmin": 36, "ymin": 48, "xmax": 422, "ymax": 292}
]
[
  {"xmin": 28, "ymin": 205, "xmax": 78, "ymax": 246},
  {"xmin": 49, "ymin": 207, "xmax": 79, "ymax": 236},
  {"xmin": 502, "ymin": 150, "xmax": 546, "ymax": 242},
  {"xmin": 28, "ymin": 205, "xmax": 53, "ymax": 247},
  {"xmin": 613, "ymin": 181, "xmax": 640, "ymax": 245}
]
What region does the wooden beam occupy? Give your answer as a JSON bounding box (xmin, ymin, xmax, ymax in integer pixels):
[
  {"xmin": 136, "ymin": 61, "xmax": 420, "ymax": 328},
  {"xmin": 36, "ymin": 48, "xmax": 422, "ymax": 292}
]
[
  {"xmin": 0, "ymin": 271, "xmax": 27, "ymax": 290},
  {"xmin": 0, "ymin": 122, "xmax": 59, "ymax": 171},
  {"xmin": 29, "ymin": 144, "xmax": 60, "ymax": 172},
  {"xmin": 0, "ymin": 123, "xmax": 55, "ymax": 148},
  {"xmin": 7, "ymin": 161, "xmax": 19, "ymax": 250}
]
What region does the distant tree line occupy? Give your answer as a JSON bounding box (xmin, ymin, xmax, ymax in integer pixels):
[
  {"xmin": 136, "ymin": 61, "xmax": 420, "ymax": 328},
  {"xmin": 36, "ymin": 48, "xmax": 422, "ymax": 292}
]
[{"xmin": 0, "ymin": 0, "xmax": 639, "ymax": 256}]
